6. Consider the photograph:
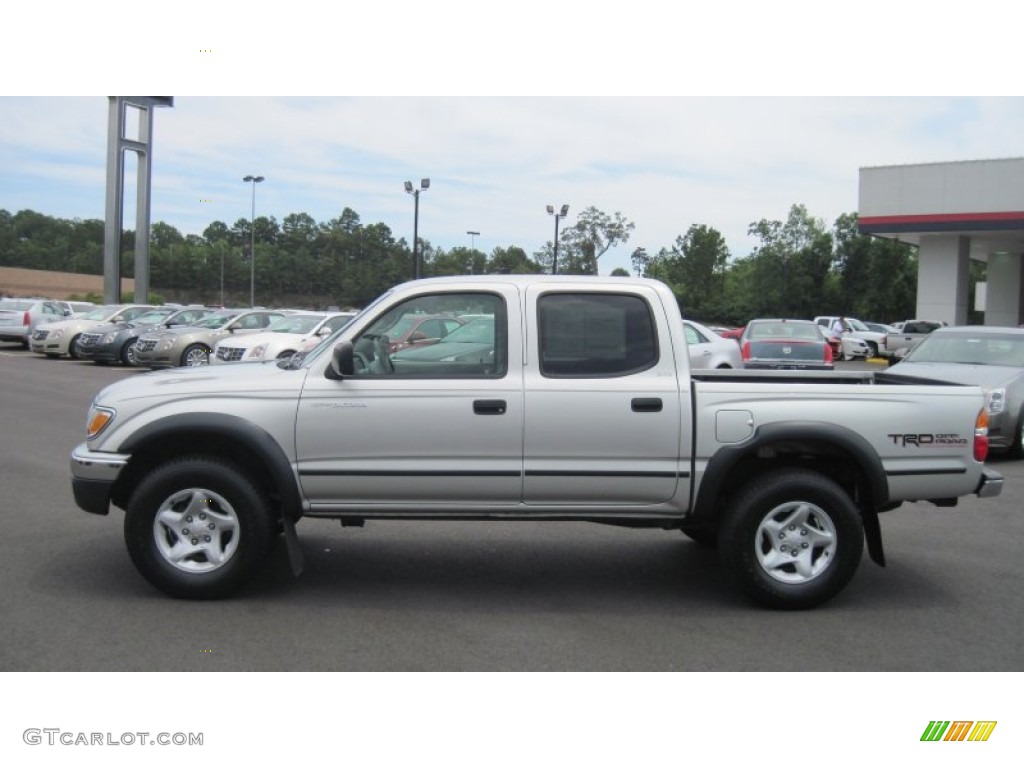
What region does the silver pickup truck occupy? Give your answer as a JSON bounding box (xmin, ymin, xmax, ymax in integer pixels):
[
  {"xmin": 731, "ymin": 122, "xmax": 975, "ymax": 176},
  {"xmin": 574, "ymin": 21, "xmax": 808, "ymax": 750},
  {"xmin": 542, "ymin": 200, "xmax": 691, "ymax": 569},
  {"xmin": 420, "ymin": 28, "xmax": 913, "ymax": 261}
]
[
  {"xmin": 70, "ymin": 276, "xmax": 1002, "ymax": 609},
  {"xmin": 883, "ymin": 319, "xmax": 947, "ymax": 361}
]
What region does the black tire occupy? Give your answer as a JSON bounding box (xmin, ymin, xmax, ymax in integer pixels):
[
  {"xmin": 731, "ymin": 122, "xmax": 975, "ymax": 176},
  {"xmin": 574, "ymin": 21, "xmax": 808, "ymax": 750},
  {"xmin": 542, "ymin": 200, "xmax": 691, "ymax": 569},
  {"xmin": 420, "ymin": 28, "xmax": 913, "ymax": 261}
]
[
  {"xmin": 1008, "ymin": 411, "xmax": 1024, "ymax": 459},
  {"xmin": 867, "ymin": 342, "xmax": 879, "ymax": 358},
  {"xmin": 719, "ymin": 468, "xmax": 863, "ymax": 609},
  {"xmin": 123, "ymin": 457, "xmax": 276, "ymax": 599},
  {"xmin": 181, "ymin": 343, "xmax": 210, "ymax": 367},
  {"xmin": 120, "ymin": 339, "xmax": 139, "ymax": 366},
  {"xmin": 68, "ymin": 333, "xmax": 83, "ymax": 359}
]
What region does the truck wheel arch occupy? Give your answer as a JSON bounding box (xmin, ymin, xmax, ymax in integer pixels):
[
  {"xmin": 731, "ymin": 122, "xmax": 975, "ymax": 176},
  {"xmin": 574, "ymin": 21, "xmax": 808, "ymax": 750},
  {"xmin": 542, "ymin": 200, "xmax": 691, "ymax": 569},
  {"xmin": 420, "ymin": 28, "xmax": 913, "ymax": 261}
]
[
  {"xmin": 692, "ymin": 422, "xmax": 890, "ymax": 564},
  {"xmin": 112, "ymin": 413, "xmax": 303, "ymax": 522}
]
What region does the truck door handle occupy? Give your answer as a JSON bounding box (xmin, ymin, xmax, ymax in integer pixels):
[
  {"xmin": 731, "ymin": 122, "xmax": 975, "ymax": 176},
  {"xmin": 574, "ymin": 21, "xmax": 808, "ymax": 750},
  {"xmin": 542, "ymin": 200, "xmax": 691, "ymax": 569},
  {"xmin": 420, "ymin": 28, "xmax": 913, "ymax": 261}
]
[
  {"xmin": 631, "ymin": 398, "xmax": 662, "ymax": 413},
  {"xmin": 473, "ymin": 399, "xmax": 507, "ymax": 415}
]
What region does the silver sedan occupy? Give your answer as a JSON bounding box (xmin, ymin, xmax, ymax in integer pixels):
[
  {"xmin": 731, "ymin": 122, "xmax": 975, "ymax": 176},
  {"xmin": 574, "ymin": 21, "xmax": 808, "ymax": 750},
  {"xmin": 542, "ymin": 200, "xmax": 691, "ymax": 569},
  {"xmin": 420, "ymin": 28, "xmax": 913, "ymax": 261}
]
[
  {"xmin": 888, "ymin": 326, "xmax": 1024, "ymax": 457},
  {"xmin": 683, "ymin": 319, "xmax": 743, "ymax": 369}
]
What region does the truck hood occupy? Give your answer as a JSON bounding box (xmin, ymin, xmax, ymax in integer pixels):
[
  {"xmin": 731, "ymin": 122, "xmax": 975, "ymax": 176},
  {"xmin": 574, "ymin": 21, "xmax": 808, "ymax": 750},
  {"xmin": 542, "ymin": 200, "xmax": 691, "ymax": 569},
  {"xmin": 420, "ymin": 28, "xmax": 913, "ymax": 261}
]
[{"xmin": 93, "ymin": 358, "xmax": 307, "ymax": 406}]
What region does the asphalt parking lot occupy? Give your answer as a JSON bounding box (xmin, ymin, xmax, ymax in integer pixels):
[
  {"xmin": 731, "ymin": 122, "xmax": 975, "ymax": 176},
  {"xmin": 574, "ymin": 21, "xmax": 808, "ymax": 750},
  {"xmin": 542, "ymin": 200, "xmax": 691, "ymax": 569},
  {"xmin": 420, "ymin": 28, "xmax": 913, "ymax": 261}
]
[{"xmin": 1, "ymin": 343, "xmax": 1022, "ymax": 672}]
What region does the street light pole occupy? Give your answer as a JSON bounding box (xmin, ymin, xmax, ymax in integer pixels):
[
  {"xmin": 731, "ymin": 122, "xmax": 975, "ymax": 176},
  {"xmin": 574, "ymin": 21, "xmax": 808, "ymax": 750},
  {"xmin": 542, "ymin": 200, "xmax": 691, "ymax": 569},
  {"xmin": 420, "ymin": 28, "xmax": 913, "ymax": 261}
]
[
  {"xmin": 404, "ymin": 178, "xmax": 430, "ymax": 279},
  {"xmin": 546, "ymin": 204, "xmax": 569, "ymax": 274},
  {"xmin": 243, "ymin": 174, "xmax": 264, "ymax": 307},
  {"xmin": 466, "ymin": 230, "xmax": 480, "ymax": 274}
]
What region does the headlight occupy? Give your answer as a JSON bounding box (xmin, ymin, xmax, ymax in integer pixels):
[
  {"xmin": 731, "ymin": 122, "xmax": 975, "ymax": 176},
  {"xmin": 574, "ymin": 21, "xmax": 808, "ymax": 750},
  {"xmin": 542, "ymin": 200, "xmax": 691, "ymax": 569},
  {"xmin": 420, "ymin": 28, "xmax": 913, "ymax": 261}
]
[
  {"xmin": 86, "ymin": 405, "xmax": 116, "ymax": 439},
  {"xmin": 50, "ymin": 329, "xmax": 65, "ymax": 340},
  {"xmin": 101, "ymin": 332, "xmax": 117, "ymax": 344},
  {"xmin": 250, "ymin": 343, "xmax": 268, "ymax": 359},
  {"xmin": 986, "ymin": 388, "xmax": 1006, "ymax": 415},
  {"xmin": 158, "ymin": 338, "xmax": 175, "ymax": 352}
]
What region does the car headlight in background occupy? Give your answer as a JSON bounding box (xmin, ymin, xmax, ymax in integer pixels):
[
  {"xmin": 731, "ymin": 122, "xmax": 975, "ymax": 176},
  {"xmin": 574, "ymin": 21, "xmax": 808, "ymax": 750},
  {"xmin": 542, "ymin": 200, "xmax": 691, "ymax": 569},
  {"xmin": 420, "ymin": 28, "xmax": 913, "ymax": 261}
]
[
  {"xmin": 50, "ymin": 329, "xmax": 65, "ymax": 340},
  {"xmin": 101, "ymin": 332, "xmax": 117, "ymax": 344},
  {"xmin": 986, "ymin": 388, "xmax": 1006, "ymax": 415},
  {"xmin": 249, "ymin": 343, "xmax": 268, "ymax": 359},
  {"xmin": 157, "ymin": 338, "xmax": 175, "ymax": 352}
]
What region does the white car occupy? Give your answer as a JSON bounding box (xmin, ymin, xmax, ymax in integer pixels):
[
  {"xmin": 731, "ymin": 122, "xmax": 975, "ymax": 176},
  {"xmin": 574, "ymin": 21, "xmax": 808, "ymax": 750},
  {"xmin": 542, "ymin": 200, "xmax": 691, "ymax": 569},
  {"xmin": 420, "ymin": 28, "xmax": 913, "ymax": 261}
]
[
  {"xmin": 683, "ymin": 319, "xmax": 743, "ymax": 369},
  {"xmin": 814, "ymin": 316, "xmax": 886, "ymax": 359},
  {"xmin": 212, "ymin": 311, "xmax": 356, "ymax": 364},
  {"xmin": 29, "ymin": 304, "xmax": 155, "ymax": 358}
]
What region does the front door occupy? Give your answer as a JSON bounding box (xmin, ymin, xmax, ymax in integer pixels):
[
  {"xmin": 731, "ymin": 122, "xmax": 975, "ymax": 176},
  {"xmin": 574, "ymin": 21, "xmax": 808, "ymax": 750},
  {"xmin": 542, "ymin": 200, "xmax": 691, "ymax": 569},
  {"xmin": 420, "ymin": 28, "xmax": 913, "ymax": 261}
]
[{"xmin": 295, "ymin": 287, "xmax": 524, "ymax": 510}]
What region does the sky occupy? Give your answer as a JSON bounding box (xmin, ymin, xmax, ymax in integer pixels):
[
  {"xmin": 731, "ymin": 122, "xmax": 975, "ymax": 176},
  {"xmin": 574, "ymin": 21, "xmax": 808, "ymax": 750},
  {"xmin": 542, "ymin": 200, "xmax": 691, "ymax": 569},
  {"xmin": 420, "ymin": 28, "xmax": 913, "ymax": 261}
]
[
  {"xmin": 2, "ymin": 5, "xmax": 1022, "ymax": 276},
  {"xmin": 4, "ymin": 96, "xmax": 1022, "ymax": 275},
  {"xmin": 3, "ymin": 4, "xmax": 1022, "ymax": 765}
]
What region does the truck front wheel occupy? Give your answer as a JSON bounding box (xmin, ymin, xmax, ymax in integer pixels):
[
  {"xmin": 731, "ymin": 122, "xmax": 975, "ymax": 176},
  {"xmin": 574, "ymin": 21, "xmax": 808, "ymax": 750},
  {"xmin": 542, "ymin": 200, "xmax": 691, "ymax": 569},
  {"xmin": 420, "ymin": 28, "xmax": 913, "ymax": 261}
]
[
  {"xmin": 719, "ymin": 469, "xmax": 863, "ymax": 609},
  {"xmin": 123, "ymin": 457, "xmax": 276, "ymax": 599}
]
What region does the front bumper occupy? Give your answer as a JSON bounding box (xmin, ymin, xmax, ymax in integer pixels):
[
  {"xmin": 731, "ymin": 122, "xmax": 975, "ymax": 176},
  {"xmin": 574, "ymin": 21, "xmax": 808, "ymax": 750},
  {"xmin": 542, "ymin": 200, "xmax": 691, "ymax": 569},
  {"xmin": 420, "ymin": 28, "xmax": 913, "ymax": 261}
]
[{"xmin": 70, "ymin": 443, "xmax": 130, "ymax": 515}]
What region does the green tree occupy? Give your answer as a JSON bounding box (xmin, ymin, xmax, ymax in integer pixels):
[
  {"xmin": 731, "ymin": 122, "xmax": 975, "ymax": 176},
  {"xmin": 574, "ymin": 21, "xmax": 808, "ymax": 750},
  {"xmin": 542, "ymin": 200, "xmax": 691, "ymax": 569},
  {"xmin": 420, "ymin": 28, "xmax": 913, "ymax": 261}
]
[
  {"xmin": 543, "ymin": 206, "xmax": 635, "ymax": 275},
  {"xmin": 747, "ymin": 204, "xmax": 834, "ymax": 318}
]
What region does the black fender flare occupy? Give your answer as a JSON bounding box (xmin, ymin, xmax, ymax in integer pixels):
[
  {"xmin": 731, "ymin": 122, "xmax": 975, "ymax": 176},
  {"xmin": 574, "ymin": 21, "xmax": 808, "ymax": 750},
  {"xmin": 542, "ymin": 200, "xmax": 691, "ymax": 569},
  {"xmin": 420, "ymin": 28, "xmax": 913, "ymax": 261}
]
[
  {"xmin": 692, "ymin": 421, "xmax": 889, "ymax": 566},
  {"xmin": 119, "ymin": 413, "xmax": 303, "ymax": 523}
]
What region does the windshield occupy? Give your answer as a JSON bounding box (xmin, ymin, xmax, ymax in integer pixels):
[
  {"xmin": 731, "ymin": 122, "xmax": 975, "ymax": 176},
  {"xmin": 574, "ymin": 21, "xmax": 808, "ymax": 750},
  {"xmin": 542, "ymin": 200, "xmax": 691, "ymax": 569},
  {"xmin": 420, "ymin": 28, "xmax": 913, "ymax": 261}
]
[
  {"xmin": 192, "ymin": 311, "xmax": 241, "ymax": 329},
  {"xmin": 84, "ymin": 305, "xmax": 119, "ymax": 320},
  {"xmin": 130, "ymin": 309, "xmax": 176, "ymax": 324},
  {"xmin": 907, "ymin": 333, "xmax": 1024, "ymax": 367},
  {"xmin": 0, "ymin": 299, "xmax": 33, "ymax": 311},
  {"xmin": 268, "ymin": 314, "xmax": 323, "ymax": 334},
  {"xmin": 847, "ymin": 318, "xmax": 869, "ymax": 331}
]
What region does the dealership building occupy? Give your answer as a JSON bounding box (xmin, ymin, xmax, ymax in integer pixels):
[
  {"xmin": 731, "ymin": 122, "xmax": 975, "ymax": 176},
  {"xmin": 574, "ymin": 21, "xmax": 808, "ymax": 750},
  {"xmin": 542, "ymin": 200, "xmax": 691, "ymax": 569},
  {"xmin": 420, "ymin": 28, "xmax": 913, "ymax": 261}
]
[{"xmin": 858, "ymin": 157, "xmax": 1024, "ymax": 326}]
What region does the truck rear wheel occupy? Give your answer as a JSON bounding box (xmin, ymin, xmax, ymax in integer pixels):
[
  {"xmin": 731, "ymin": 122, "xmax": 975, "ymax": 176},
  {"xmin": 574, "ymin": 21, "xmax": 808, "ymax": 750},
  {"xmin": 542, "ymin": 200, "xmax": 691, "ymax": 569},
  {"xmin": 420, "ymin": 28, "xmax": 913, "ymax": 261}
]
[
  {"xmin": 123, "ymin": 457, "xmax": 276, "ymax": 599},
  {"xmin": 719, "ymin": 468, "xmax": 863, "ymax": 609}
]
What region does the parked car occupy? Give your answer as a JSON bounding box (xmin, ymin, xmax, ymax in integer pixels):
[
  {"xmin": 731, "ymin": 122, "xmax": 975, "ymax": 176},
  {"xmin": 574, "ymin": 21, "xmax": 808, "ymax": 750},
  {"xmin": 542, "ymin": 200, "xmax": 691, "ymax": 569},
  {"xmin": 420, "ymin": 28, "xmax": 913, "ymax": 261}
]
[
  {"xmin": 740, "ymin": 318, "xmax": 834, "ymax": 370},
  {"xmin": 134, "ymin": 309, "xmax": 286, "ymax": 368},
  {"xmin": 389, "ymin": 315, "xmax": 498, "ymax": 374},
  {"xmin": 888, "ymin": 326, "xmax": 1024, "ymax": 457},
  {"xmin": 76, "ymin": 306, "xmax": 213, "ymax": 366},
  {"xmin": 814, "ymin": 316, "xmax": 884, "ymax": 359},
  {"xmin": 55, "ymin": 300, "xmax": 97, "ymax": 318},
  {"xmin": 883, "ymin": 319, "xmax": 948, "ymax": 362},
  {"xmin": 863, "ymin": 321, "xmax": 898, "ymax": 335},
  {"xmin": 683, "ymin": 319, "xmax": 742, "ymax": 369},
  {"xmin": 717, "ymin": 326, "xmax": 745, "ymax": 342},
  {"xmin": 212, "ymin": 311, "xmax": 356, "ymax": 364},
  {"xmin": 0, "ymin": 297, "xmax": 70, "ymax": 348},
  {"xmin": 29, "ymin": 304, "xmax": 155, "ymax": 358}
]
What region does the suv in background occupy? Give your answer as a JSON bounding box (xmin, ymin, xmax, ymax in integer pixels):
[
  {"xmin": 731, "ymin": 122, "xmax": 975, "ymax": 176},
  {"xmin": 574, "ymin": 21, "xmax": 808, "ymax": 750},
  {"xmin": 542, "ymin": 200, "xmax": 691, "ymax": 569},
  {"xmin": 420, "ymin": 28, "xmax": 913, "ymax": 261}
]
[{"xmin": 0, "ymin": 298, "xmax": 70, "ymax": 348}]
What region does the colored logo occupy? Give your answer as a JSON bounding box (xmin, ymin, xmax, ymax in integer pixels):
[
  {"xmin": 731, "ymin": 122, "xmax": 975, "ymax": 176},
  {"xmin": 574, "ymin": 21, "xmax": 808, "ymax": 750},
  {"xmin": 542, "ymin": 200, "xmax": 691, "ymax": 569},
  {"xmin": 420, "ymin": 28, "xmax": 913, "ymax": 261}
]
[{"xmin": 921, "ymin": 721, "xmax": 997, "ymax": 742}]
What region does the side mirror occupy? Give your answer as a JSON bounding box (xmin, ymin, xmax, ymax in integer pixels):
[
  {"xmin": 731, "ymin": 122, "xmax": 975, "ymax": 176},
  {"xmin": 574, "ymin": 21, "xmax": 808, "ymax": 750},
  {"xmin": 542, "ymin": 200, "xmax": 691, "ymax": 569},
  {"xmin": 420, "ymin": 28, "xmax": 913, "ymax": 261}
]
[
  {"xmin": 326, "ymin": 341, "xmax": 355, "ymax": 380},
  {"xmin": 408, "ymin": 331, "xmax": 427, "ymax": 344}
]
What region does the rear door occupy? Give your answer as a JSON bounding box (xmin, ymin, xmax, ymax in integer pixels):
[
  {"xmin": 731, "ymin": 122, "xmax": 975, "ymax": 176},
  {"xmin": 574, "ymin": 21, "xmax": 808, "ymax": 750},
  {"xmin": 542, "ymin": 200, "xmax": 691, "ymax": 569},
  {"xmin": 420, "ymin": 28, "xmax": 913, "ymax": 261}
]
[{"xmin": 522, "ymin": 285, "xmax": 685, "ymax": 506}]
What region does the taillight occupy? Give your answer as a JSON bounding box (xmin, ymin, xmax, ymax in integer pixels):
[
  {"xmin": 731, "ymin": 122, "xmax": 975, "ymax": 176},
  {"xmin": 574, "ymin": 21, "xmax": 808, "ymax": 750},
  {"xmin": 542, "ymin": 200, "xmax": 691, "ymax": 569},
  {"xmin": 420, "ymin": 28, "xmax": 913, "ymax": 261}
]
[
  {"xmin": 974, "ymin": 408, "xmax": 989, "ymax": 462},
  {"xmin": 23, "ymin": 311, "xmax": 30, "ymax": 326},
  {"xmin": 824, "ymin": 342, "xmax": 833, "ymax": 363},
  {"xmin": 741, "ymin": 341, "xmax": 750, "ymax": 361}
]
